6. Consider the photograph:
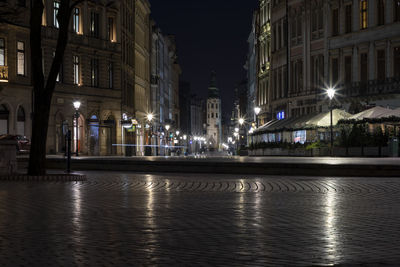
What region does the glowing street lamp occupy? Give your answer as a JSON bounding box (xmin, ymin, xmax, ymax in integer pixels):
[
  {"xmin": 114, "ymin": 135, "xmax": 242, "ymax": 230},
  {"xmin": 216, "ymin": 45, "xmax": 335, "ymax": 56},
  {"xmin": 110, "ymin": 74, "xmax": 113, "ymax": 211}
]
[
  {"xmin": 146, "ymin": 113, "xmax": 153, "ymax": 122},
  {"xmin": 73, "ymin": 101, "xmax": 81, "ymax": 156},
  {"xmin": 254, "ymin": 107, "xmax": 261, "ymax": 128},
  {"xmin": 165, "ymin": 124, "xmax": 170, "ymax": 131},
  {"xmin": 326, "ymin": 87, "xmax": 336, "ymax": 155},
  {"xmin": 239, "ymin": 118, "xmax": 244, "ymax": 125},
  {"xmin": 176, "ymin": 130, "xmax": 180, "ymax": 136}
]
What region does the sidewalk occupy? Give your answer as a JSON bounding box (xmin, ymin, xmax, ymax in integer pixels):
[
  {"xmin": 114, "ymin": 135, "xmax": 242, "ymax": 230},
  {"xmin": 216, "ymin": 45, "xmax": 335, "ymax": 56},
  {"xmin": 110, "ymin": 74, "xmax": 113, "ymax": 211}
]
[{"xmin": 17, "ymin": 155, "xmax": 400, "ymax": 177}]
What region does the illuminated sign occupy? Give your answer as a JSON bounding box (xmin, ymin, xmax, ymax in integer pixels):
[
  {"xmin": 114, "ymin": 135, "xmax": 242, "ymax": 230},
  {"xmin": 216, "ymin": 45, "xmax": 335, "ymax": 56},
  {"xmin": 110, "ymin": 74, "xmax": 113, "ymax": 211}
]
[{"xmin": 276, "ymin": 111, "xmax": 285, "ymax": 120}]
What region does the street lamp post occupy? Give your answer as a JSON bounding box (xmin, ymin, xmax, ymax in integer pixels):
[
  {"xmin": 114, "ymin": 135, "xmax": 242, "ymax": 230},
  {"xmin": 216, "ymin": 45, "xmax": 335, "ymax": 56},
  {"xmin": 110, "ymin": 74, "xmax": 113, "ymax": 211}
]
[
  {"xmin": 73, "ymin": 101, "xmax": 81, "ymax": 157},
  {"xmin": 165, "ymin": 124, "xmax": 170, "ymax": 156},
  {"xmin": 238, "ymin": 118, "xmax": 244, "ymax": 149},
  {"xmin": 146, "ymin": 113, "xmax": 153, "ymax": 156},
  {"xmin": 254, "ymin": 107, "xmax": 261, "ymax": 128},
  {"xmin": 327, "ymin": 88, "xmax": 336, "ymax": 156}
]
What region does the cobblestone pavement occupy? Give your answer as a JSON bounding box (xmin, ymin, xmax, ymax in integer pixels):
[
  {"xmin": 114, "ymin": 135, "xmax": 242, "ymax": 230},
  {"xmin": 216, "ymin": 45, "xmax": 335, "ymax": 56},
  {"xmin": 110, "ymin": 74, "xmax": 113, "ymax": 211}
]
[{"xmin": 1, "ymin": 172, "xmax": 400, "ymax": 266}]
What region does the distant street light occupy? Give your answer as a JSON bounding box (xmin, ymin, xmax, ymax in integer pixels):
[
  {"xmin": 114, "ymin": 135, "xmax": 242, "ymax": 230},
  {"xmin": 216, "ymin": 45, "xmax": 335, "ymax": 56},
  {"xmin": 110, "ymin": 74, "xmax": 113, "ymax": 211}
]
[
  {"xmin": 254, "ymin": 107, "xmax": 261, "ymax": 128},
  {"xmin": 176, "ymin": 130, "xmax": 180, "ymax": 136},
  {"xmin": 165, "ymin": 124, "xmax": 170, "ymax": 131},
  {"xmin": 146, "ymin": 113, "xmax": 154, "ymax": 156},
  {"xmin": 73, "ymin": 101, "xmax": 81, "ymax": 157},
  {"xmin": 327, "ymin": 88, "xmax": 336, "ymax": 155},
  {"xmin": 239, "ymin": 118, "xmax": 244, "ymax": 125}
]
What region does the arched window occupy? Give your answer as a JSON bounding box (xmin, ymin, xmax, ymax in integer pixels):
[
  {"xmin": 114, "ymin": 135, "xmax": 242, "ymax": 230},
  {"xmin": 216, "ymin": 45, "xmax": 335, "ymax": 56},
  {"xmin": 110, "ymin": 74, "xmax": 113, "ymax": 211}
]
[
  {"xmin": 17, "ymin": 106, "xmax": 25, "ymax": 136},
  {"xmin": 0, "ymin": 104, "xmax": 9, "ymax": 135}
]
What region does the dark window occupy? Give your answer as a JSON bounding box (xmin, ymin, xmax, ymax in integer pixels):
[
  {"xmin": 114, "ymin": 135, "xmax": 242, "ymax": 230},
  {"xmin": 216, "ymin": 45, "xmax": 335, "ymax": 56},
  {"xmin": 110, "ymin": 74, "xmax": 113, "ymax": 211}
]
[
  {"xmin": 332, "ymin": 58, "xmax": 339, "ymax": 85},
  {"xmin": 52, "ymin": 51, "xmax": 63, "ymax": 82},
  {"xmin": 377, "ymin": 0, "xmax": 385, "ymax": 26},
  {"xmin": 345, "ymin": 56, "xmax": 352, "ymax": 83},
  {"xmin": 345, "ymin": 5, "xmax": 352, "ymax": 33},
  {"xmin": 108, "ymin": 61, "xmax": 113, "ymax": 89},
  {"xmin": 90, "ymin": 11, "xmax": 100, "ymax": 38},
  {"xmin": 318, "ymin": 9, "xmax": 323, "ymax": 30},
  {"xmin": 332, "ymin": 9, "xmax": 339, "ymax": 36},
  {"xmin": 17, "ymin": 0, "xmax": 25, "ymax": 7},
  {"xmin": 360, "ymin": 53, "xmax": 368, "ymax": 82},
  {"xmin": 377, "ymin": 50, "xmax": 386, "ymax": 81},
  {"xmin": 395, "ymin": 1, "xmax": 400, "ymax": 22},
  {"xmin": 91, "ymin": 58, "xmax": 99, "ymax": 87},
  {"xmin": 394, "ymin": 47, "xmax": 400, "ymax": 78}
]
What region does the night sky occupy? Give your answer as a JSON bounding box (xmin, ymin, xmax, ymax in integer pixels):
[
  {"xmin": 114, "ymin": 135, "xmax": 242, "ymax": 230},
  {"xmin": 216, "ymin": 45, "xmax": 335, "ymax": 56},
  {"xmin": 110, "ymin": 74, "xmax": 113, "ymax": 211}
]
[{"xmin": 149, "ymin": 0, "xmax": 258, "ymax": 118}]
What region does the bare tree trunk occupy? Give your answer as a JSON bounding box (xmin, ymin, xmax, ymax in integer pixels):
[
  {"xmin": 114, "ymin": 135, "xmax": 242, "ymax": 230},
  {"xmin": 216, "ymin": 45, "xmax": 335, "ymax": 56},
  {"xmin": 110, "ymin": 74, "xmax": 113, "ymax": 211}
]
[
  {"xmin": 27, "ymin": 0, "xmax": 75, "ymax": 175},
  {"xmin": 28, "ymin": 93, "xmax": 52, "ymax": 175}
]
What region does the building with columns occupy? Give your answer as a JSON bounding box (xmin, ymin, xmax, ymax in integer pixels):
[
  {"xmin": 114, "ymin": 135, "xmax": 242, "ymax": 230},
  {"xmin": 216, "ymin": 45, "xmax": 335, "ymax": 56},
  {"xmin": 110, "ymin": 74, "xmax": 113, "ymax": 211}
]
[
  {"xmin": 206, "ymin": 71, "xmax": 222, "ymax": 150},
  {"xmin": 1, "ymin": 0, "xmax": 124, "ymax": 156},
  {"xmin": 254, "ymin": 0, "xmax": 400, "ymax": 123}
]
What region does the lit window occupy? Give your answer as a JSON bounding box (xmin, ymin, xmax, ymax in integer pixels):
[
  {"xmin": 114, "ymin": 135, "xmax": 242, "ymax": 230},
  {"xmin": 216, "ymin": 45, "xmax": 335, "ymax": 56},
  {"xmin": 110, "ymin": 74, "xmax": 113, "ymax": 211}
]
[
  {"xmin": 53, "ymin": 1, "xmax": 60, "ymax": 28},
  {"xmin": 0, "ymin": 38, "xmax": 5, "ymax": 66},
  {"xmin": 73, "ymin": 8, "xmax": 80, "ymax": 34},
  {"xmin": 73, "ymin": 55, "xmax": 80, "ymax": 85},
  {"xmin": 17, "ymin": 41, "xmax": 25, "ymax": 76},
  {"xmin": 108, "ymin": 17, "xmax": 115, "ymax": 42},
  {"xmin": 360, "ymin": 0, "xmax": 368, "ymax": 29}
]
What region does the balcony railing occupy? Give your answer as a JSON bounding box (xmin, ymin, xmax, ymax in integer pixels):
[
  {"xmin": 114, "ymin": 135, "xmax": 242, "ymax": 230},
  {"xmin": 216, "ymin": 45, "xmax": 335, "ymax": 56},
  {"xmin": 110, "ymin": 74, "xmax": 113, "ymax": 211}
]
[
  {"xmin": 342, "ymin": 78, "xmax": 400, "ymax": 98},
  {"xmin": 0, "ymin": 66, "xmax": 8, "ymax": 82}
]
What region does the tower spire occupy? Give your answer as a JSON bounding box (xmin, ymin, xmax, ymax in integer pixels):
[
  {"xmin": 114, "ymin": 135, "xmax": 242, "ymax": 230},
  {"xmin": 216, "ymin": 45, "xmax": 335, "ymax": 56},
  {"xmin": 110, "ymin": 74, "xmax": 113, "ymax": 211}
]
[{"xmin": 208, "ymin": 71, "xmax": 219, "ymax": 98}]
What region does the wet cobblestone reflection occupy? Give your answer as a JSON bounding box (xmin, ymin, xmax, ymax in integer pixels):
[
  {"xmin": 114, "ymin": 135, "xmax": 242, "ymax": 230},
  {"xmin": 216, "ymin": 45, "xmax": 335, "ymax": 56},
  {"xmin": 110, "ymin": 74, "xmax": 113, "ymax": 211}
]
[{"xmin": 0, "ymin": 172, "xmax": 400, "ymax": 266}]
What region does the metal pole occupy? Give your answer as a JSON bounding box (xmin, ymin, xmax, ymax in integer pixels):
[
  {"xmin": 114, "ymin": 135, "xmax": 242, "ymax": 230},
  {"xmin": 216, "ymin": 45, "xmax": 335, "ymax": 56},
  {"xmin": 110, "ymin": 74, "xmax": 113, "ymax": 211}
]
[
  {"xmin": 67, "ymin": 130, "xmax": 71, "ymax": 173},
  {"xmin": 75, "ymin": 112, "xmax": 79, "ymax": 157},
  {"xmin": 330, "ymin": 105, "xmax": 333, "ymax": 156}
]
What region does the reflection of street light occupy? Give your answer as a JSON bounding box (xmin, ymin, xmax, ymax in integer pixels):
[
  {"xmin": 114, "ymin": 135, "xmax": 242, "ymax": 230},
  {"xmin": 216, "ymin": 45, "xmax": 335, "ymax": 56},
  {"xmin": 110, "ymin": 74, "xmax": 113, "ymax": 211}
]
[
  {"xmin": 254, "ymin": 107, "xmax": 261, "ymax": 128},
  {"xmin": 327, "ymin": 88, "xmax": 336, "ymax": 155},
  {"xmin": 73, "ymin": 101, "xmax": 81, "ymax": 156}
]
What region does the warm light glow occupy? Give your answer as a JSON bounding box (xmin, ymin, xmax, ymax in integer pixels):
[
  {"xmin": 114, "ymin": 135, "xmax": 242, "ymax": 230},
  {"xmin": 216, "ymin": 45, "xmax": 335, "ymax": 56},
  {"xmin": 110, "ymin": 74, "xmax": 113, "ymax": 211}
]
[
  {"xmin": 165, "ymin": 125, "xmax": 170, "ymax": 131},
  {"xmin": 73, "ymin": 101, "xmax": 81, "ymax": 110},
  {"xmin": 147, "ymin": 113, "xmax": 153, "ymax": 122},
  {"xmin": 176, "ymin": 131, "xmax": 180, "ymax": 136},
  {"xmin": 327, "ymin": 88, "xmax": 336, "ymax": 100},
  {"xmin": 239, "ymin": 118, "xmax": 244, "ymax": 125},
  {"xmin": 254, "ymin": 107, "xmax": 261, "ymax": 115}
]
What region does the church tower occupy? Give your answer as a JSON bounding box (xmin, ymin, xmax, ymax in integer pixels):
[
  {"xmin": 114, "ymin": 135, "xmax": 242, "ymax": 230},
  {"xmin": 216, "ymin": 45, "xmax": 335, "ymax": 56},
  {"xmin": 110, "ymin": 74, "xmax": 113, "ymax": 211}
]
[{"xmin": 206, "ymin": 71, "xmax": 222, "ymax": 150}]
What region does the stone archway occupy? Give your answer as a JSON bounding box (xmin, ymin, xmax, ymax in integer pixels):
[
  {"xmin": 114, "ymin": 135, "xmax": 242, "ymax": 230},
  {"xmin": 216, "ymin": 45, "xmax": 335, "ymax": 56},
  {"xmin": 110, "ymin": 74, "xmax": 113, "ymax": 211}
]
[
  {"xmin": 103, "ymin": 115, "xmax": 116, "ymax": 155},
  {"xmin": 88, "ymin": 114, "xmax": 100, "ymax": 156},
  {"xmin": 55, "ymin": 111, "xmax": 66, "ymax": 154}
]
